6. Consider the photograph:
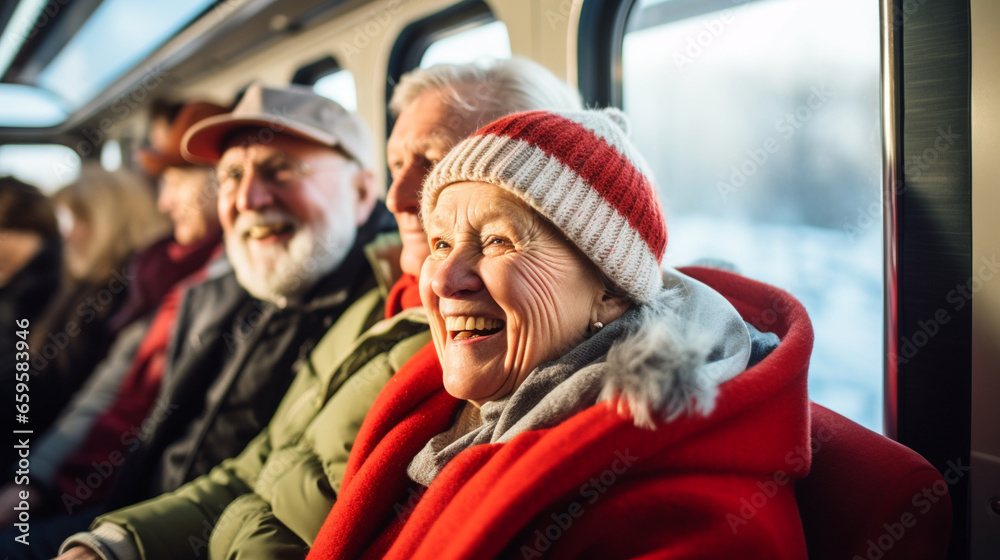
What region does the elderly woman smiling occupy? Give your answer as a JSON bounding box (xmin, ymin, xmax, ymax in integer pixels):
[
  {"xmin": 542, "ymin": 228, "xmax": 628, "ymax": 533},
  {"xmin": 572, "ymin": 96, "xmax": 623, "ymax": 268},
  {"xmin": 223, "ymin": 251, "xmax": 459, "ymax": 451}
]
[
  {"xmin": 308, "ymin": 109, "xmax": 815, "ymax": 560},
  {"xmin": 422, "ymin": 179, "xmax": 633, "ymax": 408}
]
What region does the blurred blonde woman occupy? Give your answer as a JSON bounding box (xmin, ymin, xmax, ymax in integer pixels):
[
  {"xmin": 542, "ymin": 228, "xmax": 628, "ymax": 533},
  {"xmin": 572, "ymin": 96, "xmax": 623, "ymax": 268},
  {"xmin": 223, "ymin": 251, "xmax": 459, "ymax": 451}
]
[
  {"xmin": 54, "ymin": 164, "xmax": 169, "ymax": 282},
  {"xmin": 29, "ymin": 163, "xmax": 170, "ymax": 435}
]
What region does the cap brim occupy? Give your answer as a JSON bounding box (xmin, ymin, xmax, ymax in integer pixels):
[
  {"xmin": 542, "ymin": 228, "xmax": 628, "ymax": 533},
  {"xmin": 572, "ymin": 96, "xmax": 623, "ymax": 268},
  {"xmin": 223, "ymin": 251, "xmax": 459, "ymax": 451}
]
[
  {"xmin": 138, "ymin": 148, "xmax": 189, "ymax": 177},
  {"xmin": 181, "ymin": 113, "xmax": 341, "ymax": 165}
]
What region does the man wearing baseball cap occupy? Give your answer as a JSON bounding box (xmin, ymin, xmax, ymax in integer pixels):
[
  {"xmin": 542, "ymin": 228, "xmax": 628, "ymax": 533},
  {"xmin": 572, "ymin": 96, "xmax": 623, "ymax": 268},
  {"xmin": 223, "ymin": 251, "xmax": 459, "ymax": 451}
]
[
  {"xmin": 122, "ymin": 82, "xmax": 395, "ymax": 495},
  {"xmin": 50, "ymin": 84, "xmax": 402, "ymax": 559}
]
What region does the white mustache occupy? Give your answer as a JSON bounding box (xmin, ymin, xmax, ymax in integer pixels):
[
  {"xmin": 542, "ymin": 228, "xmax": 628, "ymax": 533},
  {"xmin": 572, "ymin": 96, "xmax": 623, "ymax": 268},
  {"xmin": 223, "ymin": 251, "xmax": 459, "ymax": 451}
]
[{"xmin": 233, "ymin": 210, "xmax": 299, "ymax": 237}]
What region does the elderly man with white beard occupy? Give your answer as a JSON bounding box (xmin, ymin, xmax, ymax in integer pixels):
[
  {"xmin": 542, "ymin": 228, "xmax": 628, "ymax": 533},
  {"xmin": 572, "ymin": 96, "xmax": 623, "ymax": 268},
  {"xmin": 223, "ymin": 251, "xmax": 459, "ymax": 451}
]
[{"xmin": 78, "ymin": 84, "xmax": 397, "ymax": 519}]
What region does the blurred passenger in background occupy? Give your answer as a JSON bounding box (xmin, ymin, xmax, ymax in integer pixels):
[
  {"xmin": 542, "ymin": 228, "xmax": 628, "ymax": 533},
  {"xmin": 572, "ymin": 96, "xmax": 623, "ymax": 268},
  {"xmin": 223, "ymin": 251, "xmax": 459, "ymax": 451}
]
[
  {"xmin": 0, "ymin": 100, "xmax": 228, "ymax": 558},
  {"xmin": 0, "ymin": 176, "xmax": 61, "ymax": 322},
  {"xmin": 0, "ymin": 176, "xmax": 63, "ymax": 470},
  {"xmin": 28, "ymin": 165, "xmax": 169, "ymax": 436},
  {"xmin": 142, "ymin": 100, "xmax": 227, "ymax": 247}
]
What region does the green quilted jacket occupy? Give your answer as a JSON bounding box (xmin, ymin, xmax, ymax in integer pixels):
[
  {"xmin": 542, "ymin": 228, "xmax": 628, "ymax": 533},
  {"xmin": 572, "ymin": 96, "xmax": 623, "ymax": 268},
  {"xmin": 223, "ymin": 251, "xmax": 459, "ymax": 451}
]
[{"xmin": 93, "ymin": 241, "xmax": 430, "ymax": 560}]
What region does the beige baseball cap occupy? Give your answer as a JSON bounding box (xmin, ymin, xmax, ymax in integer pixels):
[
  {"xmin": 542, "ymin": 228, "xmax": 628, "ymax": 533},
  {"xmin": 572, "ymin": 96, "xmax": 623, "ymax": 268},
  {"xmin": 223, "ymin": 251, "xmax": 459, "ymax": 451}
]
[{"xmin": 181, "ymin": 83, "xmax": 373, "ymax": 169}]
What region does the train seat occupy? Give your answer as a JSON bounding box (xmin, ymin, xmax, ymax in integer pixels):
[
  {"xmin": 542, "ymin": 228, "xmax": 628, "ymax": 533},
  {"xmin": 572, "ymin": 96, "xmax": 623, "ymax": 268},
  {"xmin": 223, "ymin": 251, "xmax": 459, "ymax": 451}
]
[{"xmin": 796, "ymin": 402, "xmax": 953, "ymax": 560}]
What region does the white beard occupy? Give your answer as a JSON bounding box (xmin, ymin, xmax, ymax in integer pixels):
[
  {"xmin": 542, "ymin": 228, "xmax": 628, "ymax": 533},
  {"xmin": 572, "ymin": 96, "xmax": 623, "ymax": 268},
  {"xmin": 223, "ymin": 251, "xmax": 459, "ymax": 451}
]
[{"xmin": 226, "ymin": 201, "xmax": 357, "ymax": 307}]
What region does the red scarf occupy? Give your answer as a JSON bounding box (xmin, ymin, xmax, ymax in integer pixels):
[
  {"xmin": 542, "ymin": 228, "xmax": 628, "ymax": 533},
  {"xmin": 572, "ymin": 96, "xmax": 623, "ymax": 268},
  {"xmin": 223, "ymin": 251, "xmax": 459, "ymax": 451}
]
[
  {"xmin": 308, "ymin": 266, "xmax": 813, "ymax": 560},
  {"xmin": 384, "ymin": 273, "xmax": 422, "ymax": 319},
  {"xmin": 108, "ymin": 231, "xmax": 223, "ymax": 332}
]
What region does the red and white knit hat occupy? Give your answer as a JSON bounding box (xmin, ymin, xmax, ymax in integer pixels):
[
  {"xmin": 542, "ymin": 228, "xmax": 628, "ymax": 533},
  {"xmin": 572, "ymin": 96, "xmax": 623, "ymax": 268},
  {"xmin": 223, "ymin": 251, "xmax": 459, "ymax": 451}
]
[{"xmin": 421, "ymin": 108, "xmax": 667, "ymax": 303}]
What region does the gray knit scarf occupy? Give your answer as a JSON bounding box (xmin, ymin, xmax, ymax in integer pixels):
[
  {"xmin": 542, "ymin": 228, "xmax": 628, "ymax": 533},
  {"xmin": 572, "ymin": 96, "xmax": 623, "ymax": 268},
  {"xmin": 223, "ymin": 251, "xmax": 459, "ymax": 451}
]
[{"xmin": 407, "ymin": 268, "xmax": 752, "ymax": 486}]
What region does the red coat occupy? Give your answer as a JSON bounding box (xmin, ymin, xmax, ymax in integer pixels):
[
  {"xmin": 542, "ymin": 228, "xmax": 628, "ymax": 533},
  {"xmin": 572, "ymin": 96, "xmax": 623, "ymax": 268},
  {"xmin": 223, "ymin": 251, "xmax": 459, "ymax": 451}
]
[{"xmin": 308, "ymin": 266, "xmax": 814, "ymax": 560}]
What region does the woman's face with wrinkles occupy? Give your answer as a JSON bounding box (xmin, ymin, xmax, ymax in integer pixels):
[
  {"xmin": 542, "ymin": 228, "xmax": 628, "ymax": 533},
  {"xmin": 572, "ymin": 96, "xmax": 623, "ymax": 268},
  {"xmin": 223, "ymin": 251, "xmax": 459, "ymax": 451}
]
[{"xmin": 420, "ymin": 181, "xmax": 607, "ymax": 406}]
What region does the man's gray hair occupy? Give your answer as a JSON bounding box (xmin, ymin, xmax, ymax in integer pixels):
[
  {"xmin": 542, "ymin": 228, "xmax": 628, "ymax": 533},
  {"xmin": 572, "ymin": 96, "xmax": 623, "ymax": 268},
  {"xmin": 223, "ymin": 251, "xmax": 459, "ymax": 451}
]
[{"xmin": 389, "ymin": 57, "xmax": 583, "ymax": 121}]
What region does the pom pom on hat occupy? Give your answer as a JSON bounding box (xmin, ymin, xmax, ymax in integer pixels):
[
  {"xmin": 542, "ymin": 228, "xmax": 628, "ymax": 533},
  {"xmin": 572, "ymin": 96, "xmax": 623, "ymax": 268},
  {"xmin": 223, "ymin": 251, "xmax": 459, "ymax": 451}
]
[{"xmin": 421, "ymin": 108, "xmax": 667, "ymax": 303}]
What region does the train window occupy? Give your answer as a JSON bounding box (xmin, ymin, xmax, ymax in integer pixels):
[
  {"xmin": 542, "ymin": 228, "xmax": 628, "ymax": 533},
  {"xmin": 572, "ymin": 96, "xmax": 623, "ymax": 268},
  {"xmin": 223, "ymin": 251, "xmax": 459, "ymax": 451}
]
[
  {"xmin": 387, "ymin": 3, "xmax": 510, "ymax": 134},
  {"xmin": 36, "ymin": 0, "xmax": 216, "ymax": 109},
  {"xmin": 101, "ymin": 139, "xmax": 123, "ymax": 171},
  {"xmin": 292, "ymin": 56, "xmax": 358, "ymax": 112},
  {"xmin": 419, "ymin": 20, "xmax": 511, "ymax": 68},
  {"xmin": 621, "ymin": 0, "xmax": 883, "ymax": 430},
  {"xmin": 0, "ymin": 144, "xmax": 80, "ymax": 192},
  {"xmin": 313, "ymin": 69, "xmax": 359, "ymax": 113},
  {"xmin": 0, "ymin": 84, "xmax": 67, "ymax": 127}
]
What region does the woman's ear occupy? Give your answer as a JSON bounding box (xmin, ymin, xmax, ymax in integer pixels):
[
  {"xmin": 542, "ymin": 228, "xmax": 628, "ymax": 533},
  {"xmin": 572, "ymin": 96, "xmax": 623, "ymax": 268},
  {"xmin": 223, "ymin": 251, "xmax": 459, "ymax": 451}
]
[{"xmin": 593, "ymin": 289, "xmax": 632, "ymax": 326}]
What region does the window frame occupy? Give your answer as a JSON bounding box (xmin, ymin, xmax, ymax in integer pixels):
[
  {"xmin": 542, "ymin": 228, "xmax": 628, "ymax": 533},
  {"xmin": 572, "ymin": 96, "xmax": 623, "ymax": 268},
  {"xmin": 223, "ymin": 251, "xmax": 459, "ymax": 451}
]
[
  {"xmin": 576, "ymin": 0, "xmax": 632, "ymax": 109},
  {"xmin": 291, "ymin": 55, "xmax": 344, "ymax": 86},
  {"xmin": 384, "ymin": 0, "xmax": 496, "ymax": 136}
]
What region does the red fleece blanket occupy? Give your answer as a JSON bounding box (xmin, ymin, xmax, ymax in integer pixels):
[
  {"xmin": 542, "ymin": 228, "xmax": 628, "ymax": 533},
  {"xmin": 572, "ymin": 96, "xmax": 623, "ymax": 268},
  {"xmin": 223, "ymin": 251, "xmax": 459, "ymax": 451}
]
[
  {"xmin": 308, "ymin": 267, "xmax": 814, "ymax": 560},
  {"xmin": 385, "ymin": 273, "xmax": 422, "ymax": 320}
]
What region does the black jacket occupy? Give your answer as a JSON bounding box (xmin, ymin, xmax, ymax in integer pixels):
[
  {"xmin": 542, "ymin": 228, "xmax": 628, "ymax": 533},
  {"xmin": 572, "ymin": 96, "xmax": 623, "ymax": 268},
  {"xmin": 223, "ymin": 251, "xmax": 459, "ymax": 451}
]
[
  {"xmin": 107, "ymin": 204, "xmax": 396, "ymax": 508},
  {"xmin": 1, "ymin": 240, "xmax": 61, "ymax": 471}
]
